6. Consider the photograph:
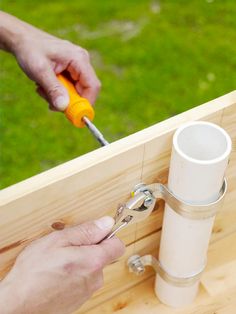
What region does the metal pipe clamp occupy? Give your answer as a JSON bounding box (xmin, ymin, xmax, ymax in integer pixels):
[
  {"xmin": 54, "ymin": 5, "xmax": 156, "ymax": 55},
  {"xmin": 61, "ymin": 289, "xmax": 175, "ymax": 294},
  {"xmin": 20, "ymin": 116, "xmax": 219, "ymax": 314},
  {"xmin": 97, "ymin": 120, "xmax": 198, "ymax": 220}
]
[
  {"xmin": 132, "ymin": 178, "xmax": 227, "ymax": 220},
  {"xmin": 127, "ymin": 254, "xmax": 204, "ymax": 287}
]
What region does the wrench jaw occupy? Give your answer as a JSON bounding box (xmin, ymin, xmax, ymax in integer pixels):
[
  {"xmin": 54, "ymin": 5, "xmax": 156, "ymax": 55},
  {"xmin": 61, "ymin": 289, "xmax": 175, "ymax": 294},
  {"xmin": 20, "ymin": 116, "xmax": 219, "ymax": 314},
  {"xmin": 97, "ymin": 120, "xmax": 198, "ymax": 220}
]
[
  {"xmin": 105, "ymin": 215, "xmax": 133, "ymax": 240},
  {"xmin": 105, "ymin": 189, "xmax": 156, "ymax": 240}
]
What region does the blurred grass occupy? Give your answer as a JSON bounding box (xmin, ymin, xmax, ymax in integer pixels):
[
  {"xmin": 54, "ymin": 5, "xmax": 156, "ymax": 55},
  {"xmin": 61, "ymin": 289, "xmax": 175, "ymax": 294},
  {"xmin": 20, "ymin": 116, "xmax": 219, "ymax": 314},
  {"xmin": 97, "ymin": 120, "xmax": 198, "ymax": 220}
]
[{"xmin": 0, "ymin": 0, "xmax": 236, "ymax": 189}]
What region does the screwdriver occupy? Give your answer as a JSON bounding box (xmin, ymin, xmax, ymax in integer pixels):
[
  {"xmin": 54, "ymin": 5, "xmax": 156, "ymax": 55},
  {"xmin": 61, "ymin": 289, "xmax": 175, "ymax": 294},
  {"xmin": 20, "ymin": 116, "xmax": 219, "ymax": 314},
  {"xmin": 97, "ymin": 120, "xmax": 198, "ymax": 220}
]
[{"xmin": 57, "ymin": 74, "xmax": 109, "ymax": 147}]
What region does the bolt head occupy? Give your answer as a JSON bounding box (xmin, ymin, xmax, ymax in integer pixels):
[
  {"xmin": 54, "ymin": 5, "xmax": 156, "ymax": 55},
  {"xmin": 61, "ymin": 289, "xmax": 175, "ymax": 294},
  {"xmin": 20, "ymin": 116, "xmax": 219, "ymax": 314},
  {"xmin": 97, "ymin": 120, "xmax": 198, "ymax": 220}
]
[
  {"xmin": 127, "ymin": 255, "xmax": 145, "ymax": 275},
  {"xmin": 144, "ymin": 196, "xmax": 154, "ymax": 208}
]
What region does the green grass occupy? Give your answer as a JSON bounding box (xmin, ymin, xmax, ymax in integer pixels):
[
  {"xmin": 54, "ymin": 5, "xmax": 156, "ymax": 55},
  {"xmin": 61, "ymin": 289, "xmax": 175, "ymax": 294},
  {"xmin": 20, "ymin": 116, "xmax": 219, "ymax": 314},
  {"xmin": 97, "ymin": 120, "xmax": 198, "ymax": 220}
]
[{"xmin": 1, "ymin": 0, "xmax": 236, "ymax": 189}]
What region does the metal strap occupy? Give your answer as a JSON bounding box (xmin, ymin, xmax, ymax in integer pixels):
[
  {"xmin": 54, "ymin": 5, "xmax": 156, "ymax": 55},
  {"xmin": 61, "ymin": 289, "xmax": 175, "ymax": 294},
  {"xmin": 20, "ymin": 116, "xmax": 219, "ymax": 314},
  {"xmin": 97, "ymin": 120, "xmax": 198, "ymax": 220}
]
[
  {"xmin": 133, "ymin": 179, "xmax": 227, "ymax": 220},
  {"xmin": 128, "ymin": 255, "xmax": 204, "ymax": 287}
]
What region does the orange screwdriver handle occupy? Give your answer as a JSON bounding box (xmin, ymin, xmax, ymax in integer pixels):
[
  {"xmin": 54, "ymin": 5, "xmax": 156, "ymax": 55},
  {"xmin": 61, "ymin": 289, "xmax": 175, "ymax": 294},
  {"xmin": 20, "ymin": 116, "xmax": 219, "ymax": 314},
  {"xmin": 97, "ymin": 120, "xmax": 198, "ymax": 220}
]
[{"xmin": 57, "ymin": 74, "xmax": 95, "ymax": 128}]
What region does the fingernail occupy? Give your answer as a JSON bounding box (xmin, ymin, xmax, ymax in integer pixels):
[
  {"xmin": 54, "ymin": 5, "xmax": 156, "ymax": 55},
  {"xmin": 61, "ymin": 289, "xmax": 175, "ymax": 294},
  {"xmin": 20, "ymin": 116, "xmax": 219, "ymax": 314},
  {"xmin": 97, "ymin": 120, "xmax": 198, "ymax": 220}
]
[
  {"xmin": 54, "ymin": 96, "xmax": 69, "ymax": 111},
  {"xmin": 95, "ymin": 216, "xmax": 114, "ymax": 230}
]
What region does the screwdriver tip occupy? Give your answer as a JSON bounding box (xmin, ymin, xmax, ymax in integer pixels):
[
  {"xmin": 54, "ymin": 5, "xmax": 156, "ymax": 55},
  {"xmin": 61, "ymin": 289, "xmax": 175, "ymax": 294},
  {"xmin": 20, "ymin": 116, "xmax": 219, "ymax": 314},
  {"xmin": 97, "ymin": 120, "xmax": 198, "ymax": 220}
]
[{"xmin": 82, "ymin": 116, "xmax": 109, "ymax": 147}]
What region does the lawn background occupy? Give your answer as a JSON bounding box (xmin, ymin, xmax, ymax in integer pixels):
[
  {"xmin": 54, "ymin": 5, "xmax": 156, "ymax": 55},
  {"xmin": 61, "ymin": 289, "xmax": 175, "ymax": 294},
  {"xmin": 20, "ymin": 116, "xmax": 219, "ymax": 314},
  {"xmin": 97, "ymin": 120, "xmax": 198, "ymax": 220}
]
[{"xmin": 0, "ymin": 0, "xmax": 236, "ymax": 189}]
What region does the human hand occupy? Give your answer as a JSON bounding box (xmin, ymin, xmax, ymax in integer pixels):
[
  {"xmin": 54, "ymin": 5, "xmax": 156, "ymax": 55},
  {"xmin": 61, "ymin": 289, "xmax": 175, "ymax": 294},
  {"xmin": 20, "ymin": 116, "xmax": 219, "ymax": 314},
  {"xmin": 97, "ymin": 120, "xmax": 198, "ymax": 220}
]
[
  {"xmin": 14, "ymin": 33, "xmax": 101, "ymax": 111},
  {"xmin": 0, "ymin": 12, "xmax": 101, "ymax": 111},
  {"xmin": 0, "ymin": 216, "xmax": 125, "ymax": 314}
]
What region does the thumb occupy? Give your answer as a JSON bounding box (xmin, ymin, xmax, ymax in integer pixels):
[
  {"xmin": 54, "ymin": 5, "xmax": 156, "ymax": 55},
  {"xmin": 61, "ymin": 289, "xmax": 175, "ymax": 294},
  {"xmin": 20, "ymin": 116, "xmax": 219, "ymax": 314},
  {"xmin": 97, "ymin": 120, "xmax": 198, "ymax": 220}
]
[
  {"xmin": 60, "ymin": 216, "xmax": 115, "ymax": 247},
  {"xmin": 35, "ymin": 66, "xmax": 69, "ymax": 111}
]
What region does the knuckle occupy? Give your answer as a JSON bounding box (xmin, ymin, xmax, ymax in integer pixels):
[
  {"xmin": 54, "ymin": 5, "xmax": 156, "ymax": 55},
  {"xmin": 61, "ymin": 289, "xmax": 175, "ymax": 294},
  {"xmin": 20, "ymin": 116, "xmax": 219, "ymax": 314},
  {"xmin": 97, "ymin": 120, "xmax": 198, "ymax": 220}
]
[
  {"xmin": 101, "ymin": 238, "xmax": 125, "ymax": 262},
  {"xmin": 62, "ymin": 39, "xmax": 72, "ymax": 46},
  {"xmin": 79, "ymin": 48, "xmax": 90, "ymax": 60},
  {"xmin": 47, "ymin": 84, "xmax": 62, "ymax": 97},
  {"xmin": 94, "ymin": 80, "xmax": 101, "ymax": 92},
  {"xmin": 78, "ymin": 224, "xmax": 94, "ymax": 244},
  {"xmin": 35, "ymin": 62, "xmax": 47, "ymax": 75}
]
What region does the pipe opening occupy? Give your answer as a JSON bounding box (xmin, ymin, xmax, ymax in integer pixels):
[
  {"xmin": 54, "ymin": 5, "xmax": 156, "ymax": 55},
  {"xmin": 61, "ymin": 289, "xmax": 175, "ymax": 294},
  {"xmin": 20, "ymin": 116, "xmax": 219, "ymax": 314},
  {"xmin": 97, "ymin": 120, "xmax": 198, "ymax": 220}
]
[{"xmin": 174, "ymin": 122, "xmax": 231, "ymax": 164}]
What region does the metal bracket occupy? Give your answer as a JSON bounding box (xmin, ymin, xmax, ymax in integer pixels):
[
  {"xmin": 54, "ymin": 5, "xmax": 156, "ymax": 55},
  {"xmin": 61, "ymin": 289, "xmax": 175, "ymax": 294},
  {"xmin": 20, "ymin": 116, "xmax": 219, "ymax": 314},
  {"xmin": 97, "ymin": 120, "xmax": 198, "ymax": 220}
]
[
  {"xmin": 127, "ymin": 255, "xmax": 204, "ymax": 287},
  {"xmin": 105, "ymin": 178, "xmax": 227, "ymax": 239},
  {"xmin": 133, "ymin": 178, "xmax": 227, "ymax": 220},
  {"xmin": 125, "ymin": 180, "xmax": 227, "ymax": 287},
  {"xmin": 126, "ymin": 181, "xmax": 227, "ymax": 287}
]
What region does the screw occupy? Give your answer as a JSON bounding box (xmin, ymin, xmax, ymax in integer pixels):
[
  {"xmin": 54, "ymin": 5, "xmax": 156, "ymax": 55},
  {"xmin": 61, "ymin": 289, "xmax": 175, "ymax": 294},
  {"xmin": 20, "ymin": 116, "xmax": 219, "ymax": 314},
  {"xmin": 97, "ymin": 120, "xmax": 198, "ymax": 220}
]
[{"xmin": 127, "ymin": 255, "xmax": 145, "ymax": 275}]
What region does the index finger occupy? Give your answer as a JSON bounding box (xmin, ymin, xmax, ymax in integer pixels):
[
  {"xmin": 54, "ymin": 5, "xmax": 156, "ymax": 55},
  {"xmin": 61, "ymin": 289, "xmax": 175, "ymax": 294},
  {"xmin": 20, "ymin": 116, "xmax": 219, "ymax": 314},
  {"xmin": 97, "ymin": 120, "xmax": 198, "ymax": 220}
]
[
  {"xmin": 74, "ymin": 237, "xmax": 125, "ymax": 269},
  {"xmin": 68, "ymin": 59, "xmax": 101, "ymax": 105},
  {"xmin": 98, "ymin": 237, "xmax": 126, "ymax": 264}
]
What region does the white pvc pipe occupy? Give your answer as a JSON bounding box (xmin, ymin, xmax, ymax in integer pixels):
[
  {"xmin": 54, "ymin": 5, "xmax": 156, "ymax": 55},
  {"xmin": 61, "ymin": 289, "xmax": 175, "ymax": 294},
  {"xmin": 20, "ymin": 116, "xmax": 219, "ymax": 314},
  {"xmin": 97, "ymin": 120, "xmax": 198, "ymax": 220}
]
[{"xmin": 155, "ymin": 121, "xmax": 232, "ymax": 307}]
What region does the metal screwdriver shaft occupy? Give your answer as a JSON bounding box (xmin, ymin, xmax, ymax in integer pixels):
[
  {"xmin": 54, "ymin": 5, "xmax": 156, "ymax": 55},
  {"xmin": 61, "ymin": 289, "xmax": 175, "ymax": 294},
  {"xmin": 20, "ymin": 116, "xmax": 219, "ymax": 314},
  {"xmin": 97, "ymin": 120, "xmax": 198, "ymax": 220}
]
[
  {"xmin": 83, "ymin": 116, "xmax": 109, "ymax": 146},
  {"xmin": 57, "ymin": 75, "xmax": 109, "ymax": 147}
]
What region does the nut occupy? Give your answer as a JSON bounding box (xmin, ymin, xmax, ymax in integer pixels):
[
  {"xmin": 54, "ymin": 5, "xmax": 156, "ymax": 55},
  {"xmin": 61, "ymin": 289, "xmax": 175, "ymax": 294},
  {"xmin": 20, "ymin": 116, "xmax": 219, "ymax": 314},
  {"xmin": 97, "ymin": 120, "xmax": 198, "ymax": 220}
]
[{"xmin": 144, "ymin": 196, "xmax": 154, "ymax": 208}]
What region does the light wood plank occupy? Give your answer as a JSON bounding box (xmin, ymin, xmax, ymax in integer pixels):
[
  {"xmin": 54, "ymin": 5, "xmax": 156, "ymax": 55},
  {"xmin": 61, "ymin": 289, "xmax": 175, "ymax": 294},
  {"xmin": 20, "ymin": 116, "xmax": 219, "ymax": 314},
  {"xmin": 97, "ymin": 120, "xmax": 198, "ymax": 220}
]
[
  {"xmin": 84, "ymin": 231, "xmax": 236, "ymax": 314},
  {"xmin": 0, "ymin": 91, "xmax": 235, "ymax": 312},
  {"xmin": 84, "ymin": 277, "xmax": 236, "ymax": 314},
  {"xmin": 78, "ymin": 231, "xmax": 160, "ymax": 313}
]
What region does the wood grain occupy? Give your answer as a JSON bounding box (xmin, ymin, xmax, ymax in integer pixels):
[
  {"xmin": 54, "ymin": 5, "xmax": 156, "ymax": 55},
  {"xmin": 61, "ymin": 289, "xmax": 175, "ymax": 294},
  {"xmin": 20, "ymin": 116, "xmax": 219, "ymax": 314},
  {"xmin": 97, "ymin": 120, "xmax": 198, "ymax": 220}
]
[
  {"xmin": 0, "ymin": 91, "xmax": 235, "ymax": 313},
  {"xmin": 84, "ymin": 231, "xmax": 236, "ymax": 314}
]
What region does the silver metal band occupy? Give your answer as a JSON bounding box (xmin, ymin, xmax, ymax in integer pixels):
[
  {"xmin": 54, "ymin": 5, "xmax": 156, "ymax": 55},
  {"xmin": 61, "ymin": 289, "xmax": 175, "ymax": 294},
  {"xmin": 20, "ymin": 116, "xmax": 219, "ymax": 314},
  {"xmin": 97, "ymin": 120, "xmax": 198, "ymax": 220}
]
[
  {"xmin": 128, "ymin": 180, "xmax": 227, "ymax": 287},
  {"xmin": 128, "ymin": 254, "xmax": 204, "ymax": 287},
  {"xmin": 133, "ymin": 178, "xmax": 227, "ymax": 220}
]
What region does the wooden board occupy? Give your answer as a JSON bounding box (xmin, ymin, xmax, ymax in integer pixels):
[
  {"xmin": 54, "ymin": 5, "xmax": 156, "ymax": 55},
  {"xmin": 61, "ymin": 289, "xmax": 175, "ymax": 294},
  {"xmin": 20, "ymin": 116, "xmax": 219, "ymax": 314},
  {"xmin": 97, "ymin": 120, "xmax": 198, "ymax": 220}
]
[
  {"xmin": 84, "ymin": 231, "xmax": 236, "ymax": 314},
  {"xmin": 0, "ymin": 91, "xmax": 236, "ymax": 313}
]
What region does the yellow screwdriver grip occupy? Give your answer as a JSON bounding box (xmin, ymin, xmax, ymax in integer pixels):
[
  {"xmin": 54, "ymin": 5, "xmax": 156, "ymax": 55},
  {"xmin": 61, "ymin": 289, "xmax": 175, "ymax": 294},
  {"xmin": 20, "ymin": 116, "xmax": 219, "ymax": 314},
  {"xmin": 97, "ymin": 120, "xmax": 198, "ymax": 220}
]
[{"xmin": 57, "ymin": 74, "xmax": 95, "ymax": 128}]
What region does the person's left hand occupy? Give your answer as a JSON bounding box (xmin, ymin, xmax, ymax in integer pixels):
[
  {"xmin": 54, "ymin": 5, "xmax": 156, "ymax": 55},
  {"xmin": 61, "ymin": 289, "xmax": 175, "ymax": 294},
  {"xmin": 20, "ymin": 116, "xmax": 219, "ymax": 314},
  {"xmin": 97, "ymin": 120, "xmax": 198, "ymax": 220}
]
[{"xmin": 12, "ymin": 28, "xmax": 101, "ymax": 111}]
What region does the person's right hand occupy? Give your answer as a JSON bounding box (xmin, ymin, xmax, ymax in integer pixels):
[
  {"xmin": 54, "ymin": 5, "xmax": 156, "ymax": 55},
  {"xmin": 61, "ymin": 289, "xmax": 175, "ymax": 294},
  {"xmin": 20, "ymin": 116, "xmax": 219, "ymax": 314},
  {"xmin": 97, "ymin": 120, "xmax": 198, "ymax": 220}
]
[{"xmin": 0, "ymin": 216, "xmax": 125, "ymax": 314}]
